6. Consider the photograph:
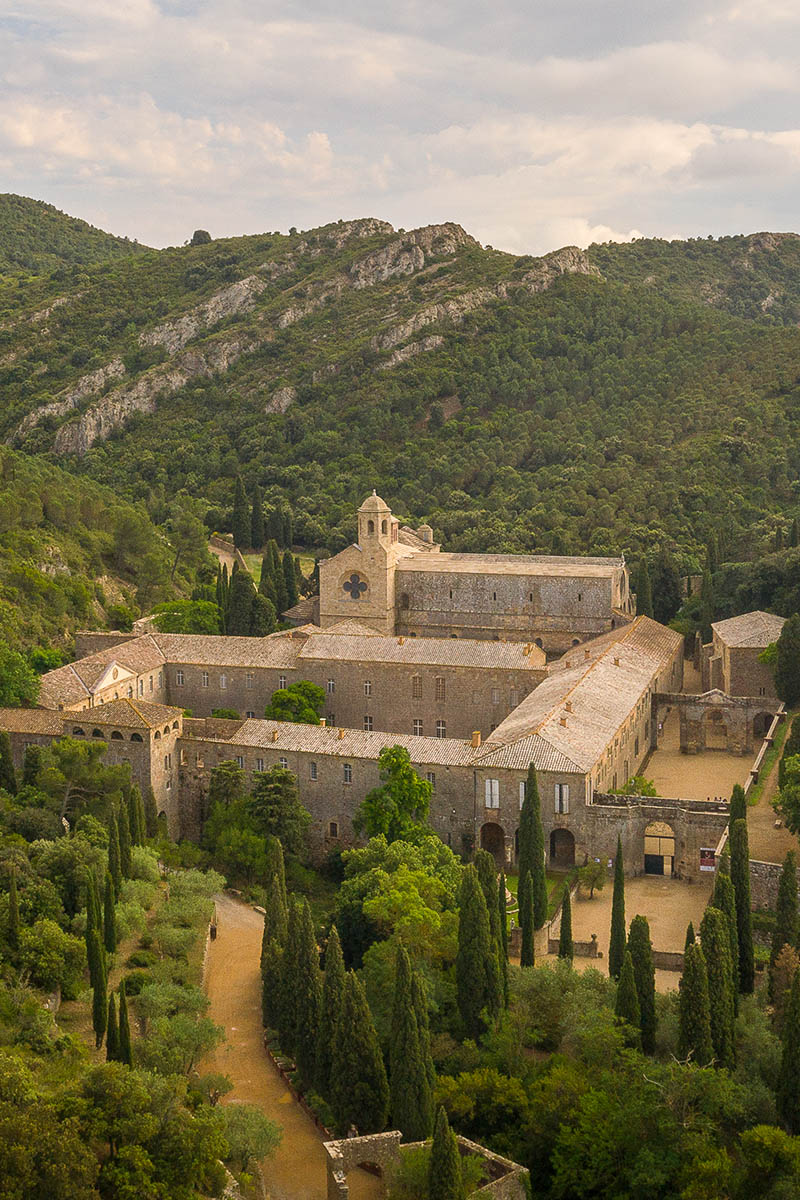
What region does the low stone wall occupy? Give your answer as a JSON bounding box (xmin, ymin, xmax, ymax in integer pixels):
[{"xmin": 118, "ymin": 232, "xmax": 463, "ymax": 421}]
[
  {"xmin": 547, "ymin": 935, "xmax": 600, "ymax": 959},
  {"xmin": 749, "ymin": 859, "xmax": 800, "ymax": 911},
  {"xmin": 653, "ymin": 950, "xmax": 684, "ymax": 972}
]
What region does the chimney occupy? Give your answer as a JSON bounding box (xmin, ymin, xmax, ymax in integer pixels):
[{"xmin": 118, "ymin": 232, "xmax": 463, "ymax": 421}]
[
  {"xmin": 584, "ymin": 648, "xmax": 590, "ymax": 659},
  {"xmin": 471, "ymin": 731, "xmax": 482, "ymax": 748},
  {"xmin": 320, "ymin": 717, "xmax": 327, "ymax": 727},
  {"xmin": 565, "ymin": 701, "xmax": 573, "ymax": 713},
  {"xmin": 398, "ymin": 636, "xmax": 405, "ymax": 645},
  {"xmin": 523, "ymin": 643, "xmax": 530, "ymax": 656},
  {"xmin": 271, "ymin": 730, "xmax": 279, "ymax": 742},
  {"xmin": 338, "ymin": 728, "xmax": 346, "ymax": 740},
  {"xmin": 613, "ymin": 656, "xmax": 620, "ymax": 667},
  {"xmin": 560, "ymin": 716, "xmax": 568, "ymax": 727}
]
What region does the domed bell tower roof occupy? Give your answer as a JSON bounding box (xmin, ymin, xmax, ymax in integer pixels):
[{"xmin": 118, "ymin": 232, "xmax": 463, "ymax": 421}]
[{"xmin": 358, "ymin": 489, "xmax": 390, "ymax": 514}]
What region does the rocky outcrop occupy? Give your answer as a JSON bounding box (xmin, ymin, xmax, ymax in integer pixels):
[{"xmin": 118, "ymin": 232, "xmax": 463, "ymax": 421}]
[
  {"xmin": 519, "ymin": 245, "xmax": 600, "ymax": 292},
  {"xmin": 266, "ymin": 385, "xmax": 296, "ymax": 414},
  {"xmin": 349, "ymin": 223, "xmax": 477, "ymax": 289},
  {"xmin": 379, "ymin": 335, "xmax": 445, "ymax": 369},
  {"xmin": 12, "ymin": 358, "xmax": 126, "ymax": 443},
  {"xmin": 139, "ymin": 274, "xmax": 269, "ymax": 354},
  {"xmin": 373, "ymin": 286, "xmax": 503, "ymax": 352}
]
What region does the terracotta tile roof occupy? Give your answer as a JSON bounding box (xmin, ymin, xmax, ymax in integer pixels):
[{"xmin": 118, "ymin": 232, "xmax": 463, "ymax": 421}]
[
  {"xmin": 298, "ymin": 633, "xmax": 545, "ymax": 670},
  {"xmin": 397, "ymin": 551, "xmax": 625, "ymax": 577},
  {"xmin": 77, "ymin": 699, "xmax": 184, "ymax": 730},
  {"xmin": 712, "ymin": 611, "xmax": 786, "ymax": 648},
  {"xmin": 152, "ymin": 632, "xmax": 304, "ymax": 668},
  {"xmin": 0, "ymin": 708, "xmax": 65, "ymax": 735},
  {"xmin": 219, "ymin": 719, "xmax": 477, "ymax": 766},
  {"xmin": 38, "ymin": 634, "xmax": 166, "ymax": 709}
]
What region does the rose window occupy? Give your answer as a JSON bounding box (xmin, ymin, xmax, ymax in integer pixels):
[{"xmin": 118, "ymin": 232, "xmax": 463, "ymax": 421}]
[{"xmin": 343, "ymin": 573, "xmax": 368, "ymax": 600}]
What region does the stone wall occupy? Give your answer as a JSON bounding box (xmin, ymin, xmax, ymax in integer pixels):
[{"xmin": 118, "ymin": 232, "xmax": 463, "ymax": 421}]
[
  {"xmin": 587, "ymin": 793, "xmax": 729, "ymax": 883},
  {"xmin": 749, "ymin": 859, "xmax": 800, "ymax": 911},
  {"xmin": 74, "ymin": 630, "xmax": 141, "ymax": 658}
]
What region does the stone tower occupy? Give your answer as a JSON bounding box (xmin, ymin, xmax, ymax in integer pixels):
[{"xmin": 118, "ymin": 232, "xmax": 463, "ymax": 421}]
[{"xmin": 318, "ymin": 491, "xmax": 403, "ymax": 633}]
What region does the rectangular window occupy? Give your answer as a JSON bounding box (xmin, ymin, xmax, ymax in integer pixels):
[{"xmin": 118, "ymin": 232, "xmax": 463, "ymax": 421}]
[
  {"xmin": 329, "ymin": 821, "xmax": 339, "ymax": 838},
  {"xmin": 195, "ymin": 752, "xmax": 204, "ymax": 767},
  {"xmin": 327, "ymin": 679, "xmax": 335, "ymax": 695},
  {"xmin": 163, "ymin": 754, "xmax": 169, "ymax": 770},
  {"xmin": 256, "ymin": 758, "xmax": 264, "ymax": 772},
  {"xmin": 343, "ymin": 763, "xmax": 352, "ymax": 784},
  {"xmin": 413, "ymin": 718, "xmax": 423, "ymax": 736},
  {"xmin": 279, "ymin": 757, "xmax": 288, "ymax": 769},
  {"xmin": 158, "ymin": 671, "xmax": 163, "ymax": 688},
  {"xmin": 426, "ymin": 771, "xmax": 436, "ymax": 789},
  {"xmin": 519, "ymin": 781, "xmax": 526, "ymax": 809},
  {"xmin": 176, "ymin": 670, "xmax": 184, "ymax": 686},
  {"xmin": 491, "ymin": 688, "xmax": 500, "ymax": 705},
  {"xmin": 246, "ymin": 711, "xmax": 255, "ymax": 719},
  {"xmin": 364, "ymin": 715, "xmax": 373, "ymax": 731},
  {"xmin": 128, "ymin": 685, "xmax": 134, "ymax": 698},
  {"xmin": 485, "ymin": 778, "xmax": 500, "ymax": 809},
  {"xmin": 138, "ymin": 680, "xmax": 144, "ymax": 697},
  {"xmin": 327, "ymin": 713, "xmax": 335, "ymax": 728},
  {"xmin": 202, "ymin": 671, "xmax": 209, "ymax": 688},
  {"xmin": 412, "ymin": 675, "xmax": 422, "ymax": 700},
  {"xmin": 235, "ymin": 755, "xmax": 244, "ymax": 768},
  {"xmin": 435, "ymin": 676, "xmax": 446, "ymax": 702},
  {"xmin": 165, "ymin": 779, "xmax": 171, "ymax": 790},
  {"xmin": 149, "ymin": 675, "xmax": 153, "ymax": 692},
  {"xmin": 435, "ymin": 720, "xmax": 446, "ymax": 738},
  {"xmin": 246, "ymin": 671, "xmax": 254, "ymax": 689},
  {"xmin": 364, "ymin": 680, "xmax": 372, "ymax": 697},
  {"xmin": 310, "ymin": 761, "xmax": 318, "ymax": 781},
  {"xmin": 634, "ymin": 736, "xmax": 639, "ymax": 756},
  {"xmin": 220, "ymin": 673, "xmax": 227, "ymax": 689},
  {"xmin": 279, "ymin": 674, "xmax": 287, "ymax": 689},
  {"xmin": 510, "ymin": 688, "xmax": 518, "ymax": 708},
  {"xmin": 555, "ymin": 784, "xmax": 570, "ymax": 814}
]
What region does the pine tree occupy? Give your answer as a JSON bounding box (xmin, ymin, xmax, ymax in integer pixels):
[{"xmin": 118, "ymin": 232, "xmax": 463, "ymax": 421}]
[
  {"xmin": 143, "ymin": 788, "xmax": 158, "ymax": 839},
  {"xmin": 315, "ymin": 925, "xmax": 346, "ymax": 1097},
  {"xmin": 428, "ymin": 1106, "xmax": 463, "ymax": 1200},
  {"xmin": 615, "ymin": 949, "xmax": 641, "ymax": 1047},
  {"xmin": 771, "ymin": 852, "xmax": 798, "ymax": 1001},
  {"xmin": 330, "ymin": 971, "xmax": 389, "ymax": 1135},
  {"xmin": 712, "ymin": 870, "xmax": 739, "ymax": 1013},
  {"xmin": 729, "ymin": 784, "xmax": 747, "ymax": 827},
  {"xmin": 251, "ymin": 483, "xmax": 265, "ymax": 549},
  {"xmin": 627, "ymin": 915, "xmax": 656, "ymax": 1054},
  {"xmin": 103, "ymin": 871, "xmax": 117, "ymax": 955},
  {"xmin": 684, "ymin": 921, "xmax": 696, "ymax": 953},
  {"xmin": 22, "ymin": 744, "xmax": 41, "ymax": 788},
  {"xmin": 558, "ymin": 885, "xmax": 573, "ymax": 962},
  {"xmin": 456, "ymin": 865, "xmax": 502, "ymax": 1037},
  {"xmin": 730, "ymin": 817, "xmax": 754, "ymax": 994},
  {"xmin": 6, "ymin": 869, "xmax": 19, "ymax": 953},
  {"xmin": 118, "ymin": 801, "xmax": 132, "ymax": 879},
  {"xmin": 778, "ymin": 971, "xmax": 800, "ymax": 1133},
  {"xmin": 282, "ymin": 550, "xmax": 299, "ymax": 609},
  {"xmin": 0, "ymin": 731, "xmax": 17, "ymax": 795},
  {"xmin": 699, "ymin": 906, "xmax": 736, "ymax": 1070},
  {"xmin": 118, "ymin": 981, "xmax": 132, "ymax": 1067},
  {"xmin": 390, "ymin": 943, "xmax": 433, "ymax": 1141},
  {"xmin": 232, "ymin": 476, "xmax": 250, "ymax": 549},
  {"xmin": 107, "ymin": 810, "xmax": 122, "ymax": 900},
  {"xmin": 518, "ymin": 870, "xmax": 535, "ymax": 968},
  {"xmin": 678, "ymin": 942, "xmax": 713, "ymax": 1066},
  {"xmin": 519, "ymin": 764, "xmax": 547, "ymax": 928},
  {"xmin": 293, "ymin": 900, "xmax": 321, "ymax": 1086},
  {"xmin": 635, "ymin": 559, "xmax": 653, "ymax": 619},
  {"xmin": 106, "ymin": 991, "xmax": 119, "ymax": 1061},
  {"xmin": 609, "ymin": 836, "xmax": 626, "ymax": 980}
]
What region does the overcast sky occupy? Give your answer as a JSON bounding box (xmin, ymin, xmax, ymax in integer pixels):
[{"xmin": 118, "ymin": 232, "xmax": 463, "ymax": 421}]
[{"xmin": 2, "ymin": 0, "xmax": 800, "ymax": 254}]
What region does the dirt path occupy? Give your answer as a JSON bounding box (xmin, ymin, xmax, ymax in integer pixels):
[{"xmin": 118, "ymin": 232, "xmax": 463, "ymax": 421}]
[
  {"xmin": 749, "ymin": 750, "xmax": 800, "ymax": 864},
  {"xmin": 203, "ymin": 894, "xmax": 381, "ymax": 1200}
]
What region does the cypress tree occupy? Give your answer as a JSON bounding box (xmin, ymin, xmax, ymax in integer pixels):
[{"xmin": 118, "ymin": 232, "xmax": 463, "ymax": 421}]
[
  {"xmin": 315, "ymin": 925, "xmax": 346, "ymax": 1097},
  {"xmin": 227, "ymin": 568, "xmax": 257, "ymax": 635},
  {"xmin": 699, "ymin": 906, "xmax": 736, "ymax": 1070},
  {"xmin": 778, "ymin": 970, "xmax": 800, "ymax": 1133},
  {"xmin": 92, "ymin": 979, "xmax": 107, "ymax": 1050},
  {"xmin": 107, "ymin": 810, "xmax": 122, "ymax": 900},
  {"xmin": 712, "ymin": 870, "xmax": 739, "ymax": 1014},
  {"xmin": 558, "ymin": 885, "xmax": 573, "ymax": 962},
  {"xmin": 699, "ymin": 568, "xmax": 715, "ymax": 642},
  {"xmin": 22, "ymin": 744, "xmax": 41, "ymax": 788},
  {"xmin": 518, "ymin": 765, "xmax": 547, "ymax": 928},
  {"xmin": 231, "ymin": 476, "xmax": 250, "ymax": 549},
  {"xmin": 127, "ymin": 786, "xmax": 143, "ymax": 846},
  {"xmin": 266, "ymin": 507, "xmax": 283, "ymax": 546},
  {"xmin": 729, "ymin": 784, "xmax": 747, "ymax": 827},
  {"xmin": 85, "ymin": 871, "xmax": 100, "ymax": 939},
  {"xmin": 791, "ymin": 518, "xmax": 799, "ymax": 549},
  {"xmin": 497, "ymin": 870, "xmax": 509, "ymax": 1005},
  {"xmin": 518, "ymin": 870, "xmax": 535, "ymax": 968},
  {"xmin": 609, "ymin": 835, "xmax": 626, "ymax": 980},
  {"xmin": 0, "ymin": 732, "xmax": 17, "ymax": 795},
  {"xmin": 635, "ymin": 559, "xmax": 654, "ymax": 619},
  {"xmin": 261, "ymin": 937, "xmax": 284, "ymax": 1031},
  {"xmin": 118, "ymin": 981, "xmax": 132, "ymax": 1067},
  {"xmin": 278, "ymin": 898, "xmax": 300, "ymax": 1055},
  {"xmin": 251, "ymin": 483, "xmax": 265, "ymax": 549},
  {"xmin": 456, "ymin": 865, "xmax": 502, "ymax": 1038},
  {"xmin": 118, "ymin": 801, "xmax": 132, "ymax": 879},
  {"xmin": 678, "ymin": 942, "xmax": 713, "ymax": 1066},
  {"xmin": 282, "ymin": 550, "xmax": 299, "ymax": 608},
  {"xmin": 87, "ymin": 930, "xmax": 107, "ymax": 1047},
  {"xmin": 684, "ymin": 921, "xmax": 696, "ymax": 953},
  {"xmin": 135, "ymin": 790, "xmax": 147, "ymax": 846},
  {"xmin": 780, "ymin": 717, "xmax": 800, "ymax": 787},
  {"xmin": 264, "ymin": 836, "xmax": 288, "ymax": 946},
  {"xmin": 428, "ymin": 1106, "xmax": 463, "ymax": 1200},
  {"xmin": 103, "ymin": 871, "xmax": 117, "ymax": 956},
  {"xmin": 475, "ymin": 849, "xmax": 506, "ymax": 1003},
  {"xmin": 258, "ymin": 552, "xmax": 278, "ymax": 604},
  {"xmin": 776, "ymin": 613, "xmax": 800, "ymax": 707},
  {"xmin": 86, "ymin": 924, "xmax": 105, "ymax": 994},
  {"xmin": 615, "ymin": 949, "xmax": 641, "ymax": 1047},
  {"xmin": 330, "ymin": 971, "xmax": 389, "ymax": 1135},
  {"xmin": 771, "ymin": 852, "xmax": 798, "ymax": 1001},
  {"xmin": 390, "ymin": 943, "xmax": 433, "ymax": 1141},
  {"xmin": 730, "ymin": 817, "xmax": 754, "ymax": 994},
  {"xmin": 293, "ymin": 900, "xmax": 321, "ymax": 1086},
  {"xmin": 106, "ymin": 992, "xmax": 119, "ymax": 1061},
  {"xmin": 6, "ymin": 869, "xmax": 19, "ymax": 954},
  {"xmin": 251, "ymin": 593, "xmax": 278, "ymax": 635},
  {"xmin": 412, "ymin": 971, "xmax": 436, "ymax": 1101},
  {"xmin": 143, "ymin": 788, "xmax": 158, "ymax": 839},
  {"xmin": 627, "ymin": 915, "xmax": 656, "ymax": 1054}
]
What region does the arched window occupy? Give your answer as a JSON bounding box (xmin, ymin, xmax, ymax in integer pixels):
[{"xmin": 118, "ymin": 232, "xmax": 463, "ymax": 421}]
[
  {"xmin": 91, "ymin": 729, "xmax": 103, "ymax": 738},
  {"xmin": 367, "ymin": 519, "xmax": 375, "ymax": 534},
  {"xmin": 72, "ymin": 727, "xmax": 85, "ymax": 737},
  {"xmin": 381, "ymin": 519, "xmax": 387, "ymax": 534},
  {"xmin": 110, "ymin": 731, "xmax": 123, "ymax": 740},
  {"xmin": 154, "ymin": 730, "xmax": 161, "ymax": 739},
  {"xmin": 163, "ymin": 726, "xmax": 170, "ymax": 735},
  {"xmin": 131, "ymin": 733, "xmax": 144, "ymax": 743},
  {"xmin": 172, "ymin": 721, "xmax": 179, "ymax": 730}
]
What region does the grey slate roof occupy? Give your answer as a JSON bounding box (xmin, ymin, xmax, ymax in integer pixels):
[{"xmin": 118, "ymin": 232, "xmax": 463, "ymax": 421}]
[
  {"xmin": 712, "ymin": 611, "xmax": 786, "ymax": 648},
  {"xmin": 205, "ymin": 718, "xmax": 477, "ymax": 766},
  {"xmin": 297, "ymin": 633, "xmax": 545, "ymax": 670}
]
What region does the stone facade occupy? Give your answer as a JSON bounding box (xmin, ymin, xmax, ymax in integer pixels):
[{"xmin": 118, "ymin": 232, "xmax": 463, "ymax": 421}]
[
  {"xmin": 701, "ymin": 611, "xmax": 786, "ymax": 699},
  {"xmin": 654, "ymin": 690, "xmax": 780, "ymax": 756}
]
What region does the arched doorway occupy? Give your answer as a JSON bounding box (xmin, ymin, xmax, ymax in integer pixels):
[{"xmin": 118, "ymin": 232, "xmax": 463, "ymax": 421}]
[
  {"xmin": 644, "ymin": 821, "xmax": 675, "ymax": 876},
  {"xmin": 480, "ymin": 822, "xmax": 506, "ymax": 865},
  {"xmin": 753, "ymin": 711, "xmax": 774, "ymax": 739},
  {"xmin": 549, "ymin": 828, "xmax": 575, "ymax": 868},
  {"xmin": 704, "ymin": 709, "xmax": 728, "ymax": 750}
]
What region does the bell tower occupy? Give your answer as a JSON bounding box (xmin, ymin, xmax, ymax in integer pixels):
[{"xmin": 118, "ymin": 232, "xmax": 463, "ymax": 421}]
[{"xmin": 318, "ymin": 491, "xmax": 401, "ymax": 633}]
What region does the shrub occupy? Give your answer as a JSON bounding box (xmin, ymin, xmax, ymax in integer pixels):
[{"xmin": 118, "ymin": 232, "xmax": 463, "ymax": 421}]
[{"xmin": 122, "ymin": 969, "xmax": 152, "ymax": 996}]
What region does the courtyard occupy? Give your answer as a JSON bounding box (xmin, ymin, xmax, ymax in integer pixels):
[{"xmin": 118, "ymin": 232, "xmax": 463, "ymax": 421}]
[{"xmin": 645, "ymin": 705, "xmax": 751, "ymax": 802}]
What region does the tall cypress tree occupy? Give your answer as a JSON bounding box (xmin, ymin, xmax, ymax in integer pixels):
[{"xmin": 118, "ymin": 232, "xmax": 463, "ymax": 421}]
[
  {"xmin": 699, "ymin": 906, "xmax": 736, "ymax": 1070},
  {"xmin": 627, "ymin": 915, "xmax": 656, "ymax": 1054},
  {"xmin": 428, "ymin": 1107, "xmax": 463, "ymax": 1200},
  {"xmin": 678, "ymin": 942, "xmax": 713, "ymax": 1066},
  {"xmin": 778, "ymin": 971, "xmax": 800, "ymax": 1134},
  {"xmin": 771, "ymin": 852, "xmax": 798, "ymax": 1001},
  {"xmin": 518, "ymin": 870, "xmax": 535, "ymax": 969},
  {"xmin": 497, "ymin": 870, "xmax": 508, "ymax": 962},
  {"xmin": 251, "ymin": 483, "xmax": 265, "ymax": 549},
  {"xmin": 264, "ymin": 836, "xmax": 288, "ymax": 947},
  {"xmin": 103, "ymin": 871, "xmax": 117, "ymax": 955},
  {"xmin": 278, "ymin": 898, "xmax": 300, "ymax": 1055},
  {"xmin": 86, "ymin": 923, "xmax": 104, "ymax": 994},
  {"xmin": 558, "ymin": 885, "xmax": 573, "ymax": 962},
  {"xmin": 684, "ymin": 921, "xmax": 696, "ymax": 953},
  {"xmin": 699, "ymin": 568, "xmax": 715, "ymax": 642},
  {"xmin": 7, "ymin": 869, "xmax": 19, "ymax": 954},
  {"xmin": 258, "ymin": 552, "xmax": 278, "ymax": 604},
  {"xmin": 118, "ymin": 981, "xmax": 132, "ymax": 1067},
  {"xmin": 127, "ymin": 786, "xmax": 143, "ymax": 846},
  {"xmin": 0, "ymin": 732, "xmax": 17, "ymax": 795},
  {"xmin": 282, "ymin": 550, "xmax": 299, "ymax": 609},
  {"xmin": 293, "ymin": 900, "xmax": 321, "ymax": 1086},
  {"xmin": 261, "ymin": 936, "xmax": 284, "ymax": 1031},
  {"xmin": 87, "ymin": 930, "xmax": 107, "ymax": 1048},
  {"xmin": 227, "ymin": 568, "xmax": 257, "ymax": 635},
  {"xmin": 315, "ymin": 926, "xmax": 346, "ymax": 1098},
  {"xmin": 118, "ymin": 801, "xmax": 132, "ymax": 879},
  {"xmin": 231, "ymin": 476, "xmax": 250, "ymax": 549},
  {"xmin": 107, "ymin": 810, "xmax": 122, "ymax": 901},
  {"xmin": 456, "ymin": 865, "xmax": 502, "ymax": 1038},
  {"xmin": 615, "ymin": 949, "xmax": 641, "ymax": 1047},
  {"xmin": 330, "ymin": 972, "xmax": 389, "ymax": 1135},
  {"xmin": 106, "ymin": 991, "xmax": 119, "ymax": 1062},
  {"xmin": 475, "ymin": 850, "xmax": 506, "ymax": 1004},
  {"xmin": 143, "ymin": 788, "xmax": 158, "ymax": 839},
  {"xmin": 609, "ymin": 836, "xmax": 626, "ymax": 980},
  {"xmin": 730, "ymin": 817, "xmax": 754, "ymax": 994},
  {"xmin": 729, "ymin": 784, "xmax": 747, "ymax": 827},
  {"xmin": 635, "ymin": 559, "xmax": 654, "ymax": 619},
  {"xmin": 712, "ymin": 869, "xmax": 739, "ymax": 1014},
  {"xmin": 412, "ymin": 971, "xmax": 436, "ymax": 1102},
  {"xmin": 390, "ymin": 944, "xmax": 433, "ymax": 1141}
]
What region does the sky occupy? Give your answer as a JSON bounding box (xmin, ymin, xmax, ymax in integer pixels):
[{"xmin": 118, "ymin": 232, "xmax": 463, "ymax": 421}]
[{"xmin": 1, "ymin": 0, "xmax": 800, "ymax": 254}]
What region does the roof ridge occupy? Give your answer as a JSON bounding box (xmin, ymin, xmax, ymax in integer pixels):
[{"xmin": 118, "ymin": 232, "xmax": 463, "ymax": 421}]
[{"xmin": 66, "ymin": 662, "xmax": 90, "ymax": 696}]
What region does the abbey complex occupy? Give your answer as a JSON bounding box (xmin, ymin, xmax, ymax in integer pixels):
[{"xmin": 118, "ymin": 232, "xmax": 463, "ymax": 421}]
[{"xmin": 0, "ymin": 494, "xmax": 783, "ymax": 880}]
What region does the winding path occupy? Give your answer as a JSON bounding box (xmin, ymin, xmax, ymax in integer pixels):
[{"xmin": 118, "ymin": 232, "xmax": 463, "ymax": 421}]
[{"xmin": 204, "ymin": 894, "xmax": 380, "ymax": 1200}]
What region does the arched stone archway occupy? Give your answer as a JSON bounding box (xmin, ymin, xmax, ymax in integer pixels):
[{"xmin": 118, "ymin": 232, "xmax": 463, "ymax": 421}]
[
  {"xmin": 480, "ymin": 821, "xmax": 506, "ymax": 866},
  {"xmin": 753, "ymin": 711, "xmax": 774, "ymax": 739},
  {"xmin": 549, "ymin": 828, "xmax": 575, "ymax": 868},
  {"xmin": 704, "ymin": 708, "xmax": 728, "ymax": 750},
  {"xmin": 644, "ymin": 820, "xmax": 675, "ymax": 876}
]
